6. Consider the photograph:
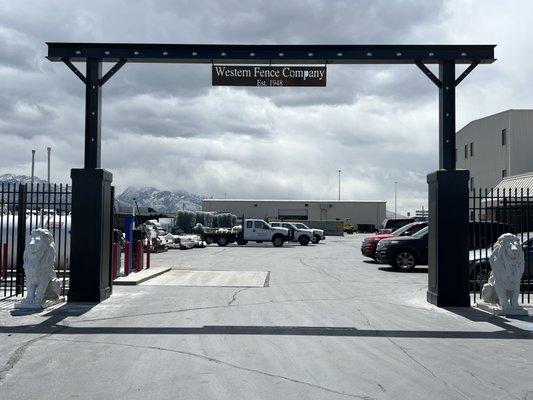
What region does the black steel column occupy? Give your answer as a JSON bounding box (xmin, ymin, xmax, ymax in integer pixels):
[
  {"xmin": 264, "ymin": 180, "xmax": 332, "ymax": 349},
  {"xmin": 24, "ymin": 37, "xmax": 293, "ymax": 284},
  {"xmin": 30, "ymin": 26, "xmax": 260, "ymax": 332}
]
[
  {"xmin": 15, "ymin": 185, "xmax": 27, "ymax": 295},
  {"xmin": 439, "ymin": 60, "xmax": 455, "ymax": 170},
  {"xmin": 68, "ymin": 58, "xmax": 113, "ymax": 303},
  {"xmin": 427, "ymin": 60, "xmax": 470, "ymax": 307},
  {"xmin": 85, "ymin": 59, "xmax": 102, "ymax": 169}
]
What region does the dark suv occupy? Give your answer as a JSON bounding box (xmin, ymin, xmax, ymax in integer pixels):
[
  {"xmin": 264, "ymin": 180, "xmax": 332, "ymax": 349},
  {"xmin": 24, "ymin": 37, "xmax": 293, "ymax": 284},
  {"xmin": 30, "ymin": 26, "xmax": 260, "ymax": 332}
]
[
  {"xmin": 376, "ymin": 226, "xmax": 428, "ymax": 270},
  {"xmin": 361, "ymin": 221, "xmax": 428, "ymax": 259},
  {"xmin": 376, "ymin": 221, "xmax": 516, "ymax": 271}
]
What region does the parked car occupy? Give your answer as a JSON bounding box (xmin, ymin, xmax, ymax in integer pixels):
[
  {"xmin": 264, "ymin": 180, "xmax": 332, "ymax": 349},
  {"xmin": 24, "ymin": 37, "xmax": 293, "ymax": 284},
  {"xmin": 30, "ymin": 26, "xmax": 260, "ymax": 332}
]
[
  {"xmin": 270, "ymin": 222, "xmax": 314, "ymax": 246},
  {"xmin": 288, "ymin": 222, "xmax": 325, "ymax": 243},
  {"xmin": 376, "ymin": 226, "xmax": 428, "ymax": 270},
  {"xmin": 469, "ymin": 231, "xmax": 533, "ymax": 288},
  {"xmin": 376, "ymin": 221, "xmax": 516, "ymax": 271},
  {"xmin": 468, "ymin": 220, "xmax": 514, "ymax": 250},
  {"xmin": 361, "ymin": 221, "xmax": 428, "ymax": 260},
  {"xmin": 379, "ymin": 218, "xmax": 416, "ymax": 233}
]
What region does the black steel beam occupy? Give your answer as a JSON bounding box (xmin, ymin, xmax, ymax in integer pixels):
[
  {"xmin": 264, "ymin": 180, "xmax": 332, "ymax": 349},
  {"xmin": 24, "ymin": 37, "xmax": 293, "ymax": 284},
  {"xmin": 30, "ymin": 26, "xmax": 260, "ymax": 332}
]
[
  {"xmin": 415, "ymin": 61, "xmax": 442, "ymax": 88},
  {"xmin": 85, "ymin": 59, "xmax": 102, "ymax": 169},
  {"xmin": 455, "ymin": 61, "xmax": 480, "ymax": 87},
  {"xmin": 62, "ymin": 58, "xmax": 87, "ymax": 84},
  {"xmin": 439, "ymin": 61, "xmax": 456, "ymax": 170},
  {"xmin": 99, "ymin": 59, "xmax": 127, "ymax": 86},
  {"xmin": 47, "ymin": 43, "xmax": 496, "ymax": 64}
]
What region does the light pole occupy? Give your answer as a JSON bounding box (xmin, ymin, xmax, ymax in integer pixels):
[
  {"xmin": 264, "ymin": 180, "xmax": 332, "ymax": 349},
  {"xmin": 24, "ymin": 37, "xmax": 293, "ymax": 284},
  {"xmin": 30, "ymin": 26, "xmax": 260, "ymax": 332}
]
[
  {"xmin": 394, "ymin": 181, "xmax": 398, "ymax": 218},
  {"xmin": 47, "ymin": 147, "xmax": 51, "ymax": 185},
  {"xmin": 31, "ymin": 149, "xmax": 36, "ymax": 186},
  {"xmin": 338, "ymin": 170, "xmax": 341, "ymax": 200}
]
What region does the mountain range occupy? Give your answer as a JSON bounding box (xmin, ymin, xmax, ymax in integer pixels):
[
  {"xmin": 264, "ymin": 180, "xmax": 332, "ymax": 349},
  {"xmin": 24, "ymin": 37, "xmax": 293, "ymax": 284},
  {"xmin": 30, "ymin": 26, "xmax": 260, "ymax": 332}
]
[
  {"xmin": 1, "ymin": 174, "xmax": 404, "ymax": 216},
  {"xmin": 116, "ymin": 186, "xmax": 203, "ymax": 212}
]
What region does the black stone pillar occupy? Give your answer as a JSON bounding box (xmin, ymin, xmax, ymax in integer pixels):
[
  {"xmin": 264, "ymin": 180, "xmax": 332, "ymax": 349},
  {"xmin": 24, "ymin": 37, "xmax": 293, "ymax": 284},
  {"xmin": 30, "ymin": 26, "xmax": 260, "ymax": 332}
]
[
  {"xmin": 68, "ymin": 169, "xmax": 113, "ymax": 302},
  {"xmin": 427, "ymin": 170, "xmax": 470, "ymax": 307}
]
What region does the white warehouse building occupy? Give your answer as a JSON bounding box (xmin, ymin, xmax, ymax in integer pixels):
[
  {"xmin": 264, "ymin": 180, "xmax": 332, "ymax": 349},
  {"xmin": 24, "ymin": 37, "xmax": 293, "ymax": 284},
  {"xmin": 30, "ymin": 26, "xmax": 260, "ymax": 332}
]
[
  {"xmin": 456, "ymin": 109, "xmax": 533, "ymax": 191},
  {"xmin": 202, "ymin": 199, "xmax": 386, "ymax": 227}
]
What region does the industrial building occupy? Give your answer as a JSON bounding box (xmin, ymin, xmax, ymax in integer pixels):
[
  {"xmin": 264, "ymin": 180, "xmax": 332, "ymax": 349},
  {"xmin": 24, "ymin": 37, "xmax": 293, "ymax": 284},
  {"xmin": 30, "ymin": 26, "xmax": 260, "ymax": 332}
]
[
  {"xmin": 456, "ymin": 109, "xmax": 533, "ymax": 190},
  {"xmin": 202, "ymin": 199, "xmax": 386, "ymax": 228}
]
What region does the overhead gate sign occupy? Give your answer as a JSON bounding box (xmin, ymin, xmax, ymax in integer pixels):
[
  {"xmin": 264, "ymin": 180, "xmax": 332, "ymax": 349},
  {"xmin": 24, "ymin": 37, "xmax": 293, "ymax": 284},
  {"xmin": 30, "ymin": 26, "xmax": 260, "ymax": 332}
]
[{"xmin": 212, "ymin": 65, "xmax": 326, "ymax": 87}]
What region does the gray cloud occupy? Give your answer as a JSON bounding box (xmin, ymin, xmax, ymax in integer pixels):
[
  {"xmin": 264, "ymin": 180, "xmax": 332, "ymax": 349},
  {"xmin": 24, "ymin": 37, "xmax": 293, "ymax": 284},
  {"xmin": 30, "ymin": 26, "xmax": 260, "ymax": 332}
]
[{"xmin": 0, "ymin": 0, "xmax": 530, "ymax": 214}]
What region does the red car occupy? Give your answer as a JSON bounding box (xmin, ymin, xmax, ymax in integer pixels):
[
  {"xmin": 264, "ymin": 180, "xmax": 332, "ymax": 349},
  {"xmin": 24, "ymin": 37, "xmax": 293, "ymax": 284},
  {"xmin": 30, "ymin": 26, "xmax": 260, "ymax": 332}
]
[{"xmin": 361, "ymin": 221, "xmax": 428, "ymax": 259}]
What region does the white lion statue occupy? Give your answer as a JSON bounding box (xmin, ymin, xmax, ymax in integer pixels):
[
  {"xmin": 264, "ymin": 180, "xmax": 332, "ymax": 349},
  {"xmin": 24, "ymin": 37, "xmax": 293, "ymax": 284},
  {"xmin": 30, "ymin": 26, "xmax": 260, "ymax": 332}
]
[
  {"xmin": 16, "ymin": 228, "xmax": 61, "ymax": 309},
  {"xmin": 481, "ymin": 233, "xmax": 525, "ymax": 314}
]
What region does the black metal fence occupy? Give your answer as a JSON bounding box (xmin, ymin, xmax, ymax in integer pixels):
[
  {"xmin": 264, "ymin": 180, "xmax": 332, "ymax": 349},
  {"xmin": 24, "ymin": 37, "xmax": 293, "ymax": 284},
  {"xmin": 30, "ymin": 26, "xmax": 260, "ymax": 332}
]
[
  {"xmin": 469, "ymin": 188, "xmax": 532, "ymax": 303},
  {"xmin": 0, "ymin": 183, "xmax": 71, "ymax": 299}
]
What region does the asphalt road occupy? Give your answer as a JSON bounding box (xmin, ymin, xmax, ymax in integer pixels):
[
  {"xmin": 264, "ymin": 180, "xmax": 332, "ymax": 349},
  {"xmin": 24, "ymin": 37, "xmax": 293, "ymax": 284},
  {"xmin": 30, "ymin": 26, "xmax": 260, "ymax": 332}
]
[{"xmin": 0, "ymin": 234, "xmax": 532, "ymax": 400}]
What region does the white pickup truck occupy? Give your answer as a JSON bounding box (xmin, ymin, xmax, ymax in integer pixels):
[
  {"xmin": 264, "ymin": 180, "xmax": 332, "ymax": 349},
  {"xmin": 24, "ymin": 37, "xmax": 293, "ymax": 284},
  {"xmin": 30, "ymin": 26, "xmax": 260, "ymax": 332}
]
[
  {"xmin": 202, "ymin": 219, "xmax": 290, "ymax": 247},
  {"xmin": 270, "ymin": 221, "xmax": 314, "ymax": 246},
  {"xmin": 288, "ymin": 222, "xmax": 325, "ymax": 244}
]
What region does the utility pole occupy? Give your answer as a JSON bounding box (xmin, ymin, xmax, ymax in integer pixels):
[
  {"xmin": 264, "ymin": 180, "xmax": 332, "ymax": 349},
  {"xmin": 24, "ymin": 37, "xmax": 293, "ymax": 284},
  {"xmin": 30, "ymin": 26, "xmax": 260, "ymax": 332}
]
[
  {"xmin": 47, "ymin": 147, "xmax": 51, "ymax": 185},
  {"xmin": 31, "ymin": 150, "xmax": 36, "ymax": 186},
  {"xmin": 338, "ymin": 170, "xmax": 341, "ymax": 200},
  {"xmin": 394, "ymin": 181, "xmax": 398, "ymax": 218}
]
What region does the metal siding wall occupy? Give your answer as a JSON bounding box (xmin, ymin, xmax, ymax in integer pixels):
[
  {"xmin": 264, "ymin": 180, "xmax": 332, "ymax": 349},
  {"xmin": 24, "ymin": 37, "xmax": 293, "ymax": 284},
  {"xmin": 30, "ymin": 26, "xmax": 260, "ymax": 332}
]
[
  {"xmin": 509, "ymin": 111, "xmax": 533, "ymax": 176},
  {"xmin": 456, "ymin": 111, "xmax": 512, "ymax": 189},
  {"xmin": 201, "ymin": 200, "xmax": 386, "ymax": 225}
]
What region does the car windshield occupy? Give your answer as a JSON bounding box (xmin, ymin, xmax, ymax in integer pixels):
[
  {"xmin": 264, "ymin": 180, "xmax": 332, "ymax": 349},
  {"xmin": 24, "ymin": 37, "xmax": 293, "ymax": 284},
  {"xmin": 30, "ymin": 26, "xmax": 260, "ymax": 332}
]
[
  {"xmin": 412, "ymin": 226, "xmax": 428, "ymax": 239},
  {"xmin": 392, "ymin": 223, "xmax": 416, "ymax": 236},
  {"xmin": 294, "ymin": 223, "xmax": 309, "ymax": 229}
]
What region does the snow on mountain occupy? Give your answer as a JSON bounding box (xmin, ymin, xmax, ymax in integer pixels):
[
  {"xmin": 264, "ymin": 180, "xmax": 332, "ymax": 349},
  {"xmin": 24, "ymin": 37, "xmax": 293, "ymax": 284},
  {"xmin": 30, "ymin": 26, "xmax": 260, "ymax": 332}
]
[
  {"xmin": 0, "ymin": 173, "xmax": 47, "ymax": 185},
  {"xmin": 116, "ymin": 186, "xmax": 203, "ymax": 213}
]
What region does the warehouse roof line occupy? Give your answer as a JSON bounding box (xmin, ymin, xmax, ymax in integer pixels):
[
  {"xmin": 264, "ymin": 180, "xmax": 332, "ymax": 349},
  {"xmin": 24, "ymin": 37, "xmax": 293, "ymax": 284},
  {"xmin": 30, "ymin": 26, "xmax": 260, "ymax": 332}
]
[
  {"xmin": 204, "ymin": 199, "xmax": 386, "ymax": 203},
  {"xmin": 457, "ymin": 109, "xmax": 533, "ymax": 133}
]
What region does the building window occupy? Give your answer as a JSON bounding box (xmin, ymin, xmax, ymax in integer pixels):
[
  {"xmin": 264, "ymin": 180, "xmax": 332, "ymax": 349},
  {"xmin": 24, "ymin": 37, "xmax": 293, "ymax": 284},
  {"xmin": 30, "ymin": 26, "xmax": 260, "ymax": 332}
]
[
  {"xmin": 502, "ymin": 129, "xmax": 507, "ymax": 145},
  {"xmin": 470, "ymin": 177, "xmax": 474, "ymax": 191},
  {"xmin": 470, "ymin": 142, "xmax": 474, "ymax": 157},
  {"xmin": 464, "ymin": 144, "xmax": 468, "ymax": 159},
  {"xmin": 502, "ymin": 169, "xmax": 507, "ymax": 178}
]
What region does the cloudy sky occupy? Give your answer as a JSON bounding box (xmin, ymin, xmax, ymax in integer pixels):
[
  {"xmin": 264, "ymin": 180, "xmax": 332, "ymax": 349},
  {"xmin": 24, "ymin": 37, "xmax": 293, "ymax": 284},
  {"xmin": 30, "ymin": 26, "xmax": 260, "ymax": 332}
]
[{"xmin": 0, "ymin": 0, "xmax": 532, "ymax": 214}]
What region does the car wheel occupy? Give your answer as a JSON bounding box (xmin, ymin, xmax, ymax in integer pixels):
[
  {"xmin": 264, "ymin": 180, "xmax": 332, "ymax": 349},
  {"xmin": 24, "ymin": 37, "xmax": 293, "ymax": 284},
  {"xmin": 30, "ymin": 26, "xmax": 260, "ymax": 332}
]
[
  {"xmin": 475, "ymin": 267, "xmax": 491, "ymax": 289},
  {"xmin": 272, "ymin": 236, "xmax": 284, "ymax": 247},
  {"xmin": 299, "ymin": 236, "xmax": 310, "ymax": 246},
  {"xmin": 393, "ymin": 250, "xmax": 416, "ymax": 271},
  {"xmin": 205, "ymin": 237, "xmax": 213, "ymax": 245},
  {"xmin": 217, "ymin": 236, "xmax": 227, "ymax": 247}
]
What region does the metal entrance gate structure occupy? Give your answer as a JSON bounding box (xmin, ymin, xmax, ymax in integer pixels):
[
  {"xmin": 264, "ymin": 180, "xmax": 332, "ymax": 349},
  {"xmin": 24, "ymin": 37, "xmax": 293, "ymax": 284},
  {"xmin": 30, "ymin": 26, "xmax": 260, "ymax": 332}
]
[
  {"xmin": 0, "ymin": 183, "xmax": 71, "ymax": 299},
  {"xmin": 46, "ymin": 43, "xmax": 496, "ymax": 305}
]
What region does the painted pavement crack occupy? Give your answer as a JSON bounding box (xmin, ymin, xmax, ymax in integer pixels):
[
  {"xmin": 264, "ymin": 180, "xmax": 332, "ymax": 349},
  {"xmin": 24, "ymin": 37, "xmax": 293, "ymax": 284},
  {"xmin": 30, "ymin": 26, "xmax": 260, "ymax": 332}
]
[
  {"xmin": 228, "ymin": 288, "xmax": 249, "ymax": 306},
  {"xmin": 299, "ymin": 258, "xmax": 342, "ymax": 282},
  {"xmin": 0, "ymin": 324, "xmax": 67, "ymax": 384},
  {"xmin": 382, "ymin": 335, "xmax": 470, "ymax": 400},
  {"xmin": 354, "ymin": 306, "xmax": 371, "ymax": 326},
  {"xmin": 465, "ymin": 369, "xmax": 521, "ymax": 399},
  {"xmin": 43, "ymin": 336, "xmax": 375, "ymax": 399},
  {"xmin": 66, "ymin": 294, "xmax": 434, "ymax": 325}
]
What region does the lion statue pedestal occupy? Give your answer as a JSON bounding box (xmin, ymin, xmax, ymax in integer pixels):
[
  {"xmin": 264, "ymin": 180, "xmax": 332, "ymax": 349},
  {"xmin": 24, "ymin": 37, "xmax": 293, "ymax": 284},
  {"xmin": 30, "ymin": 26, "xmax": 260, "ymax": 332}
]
[
  {"xmin": 476, "ymin": 233, "xmax": 528, "ymax": 316},
  {"xmin": 15, "ymin": 228, "xmax": 64, "ymax": 310}
]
